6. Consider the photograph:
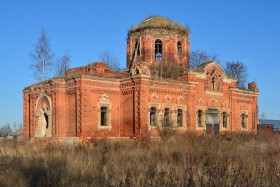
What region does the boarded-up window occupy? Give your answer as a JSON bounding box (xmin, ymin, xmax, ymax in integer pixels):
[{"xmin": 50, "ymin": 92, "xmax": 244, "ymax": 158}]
[
  {"xmin": 101, "ymin": 107, "xmax": 108, "ymax": 126},
  {"xmin": 206, "ymin": 109, "xmax": 219, "ymax": 124},
  {"xmin": 150, "ymin": 107, "xmax": 157, "ymax": 126},
  {"xmin": 177, "ymin": 109, "xmax": 183, "ymax": 127}
]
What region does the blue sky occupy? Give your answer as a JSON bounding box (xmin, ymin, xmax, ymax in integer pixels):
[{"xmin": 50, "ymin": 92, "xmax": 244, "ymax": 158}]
[{"xmin": 0, "ymin": 0, "xmax": 279, "ymax": 126}]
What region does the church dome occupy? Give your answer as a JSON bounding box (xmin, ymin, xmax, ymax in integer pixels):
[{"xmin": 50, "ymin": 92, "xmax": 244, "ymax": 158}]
[{"xmin": 129, "ymin": 16, "xmax": 189, "ymax": 34}]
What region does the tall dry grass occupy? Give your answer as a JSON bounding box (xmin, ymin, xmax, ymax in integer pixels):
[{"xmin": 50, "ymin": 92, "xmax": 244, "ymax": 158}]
[{"xmin": 1, "ymin": 132, "xmax": 280, "ymax": 186}]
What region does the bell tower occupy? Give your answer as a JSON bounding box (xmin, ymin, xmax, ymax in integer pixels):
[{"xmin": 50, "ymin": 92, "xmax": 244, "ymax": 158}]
[{"xmin": 126, "ymin": 16, "xmax": 190, "ymax": 72}]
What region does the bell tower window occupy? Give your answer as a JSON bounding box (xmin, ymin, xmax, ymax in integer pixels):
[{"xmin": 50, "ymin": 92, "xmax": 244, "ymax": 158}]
[
  {"xmin": 135, "ymin": 41, "xmax": 140, "ymax": 57},
  {"xmin": 155, "ymin": 39, "xmax": 162, "ymax": 61},
  {"xmin": 177, "ymin": 41, "xmax": 182, "ymax": 57}
]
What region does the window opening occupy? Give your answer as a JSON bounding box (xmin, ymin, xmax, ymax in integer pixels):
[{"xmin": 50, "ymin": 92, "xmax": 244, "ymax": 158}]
[
  {"xmin": 101, "ymin": 107, "xmax": 108, "ymax": 126},
  {"xmin": 241, "ymin": 114, "xmax": 246, "ymax": 128},
  {"xmin": 177, "ymin": 109, "xmax": 183, "ymax": 127},
  {"xmin": 177, "ymin": 41, "xmax": 182, "ymax": 57},
  {"xmin": 155, "ymin": 39, "xmax": 162, "ymax": 61},
  {"xmin": 212, "ymin": 77, "xmax": 216, "ymax": 90},
  {"xmin": 164, "ymin": 108, "xmax": 170, "ymax": 126},
  {"xmin": 150, "ymin": 107, "xmax": 157, "ymax": 126},
  {"xmin": 198, "ymin": 110, "xmax": 203, "ymax": 127},
  {"xmin": 222, "ymin": 112, "xmax": 227, "ymax": 128},
  {"xmin": 135, "ymin": 41, "xmax": 140, "ymax": 57}
]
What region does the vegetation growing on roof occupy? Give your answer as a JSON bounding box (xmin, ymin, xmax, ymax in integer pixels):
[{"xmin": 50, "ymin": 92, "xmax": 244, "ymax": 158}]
[
  {"xmin": 129, "ymin": 16, "xmax": 190, "ymax": 34},
  {"xmin": 149, "ymin": 60, "xmax": 184, "ymax": 80}
]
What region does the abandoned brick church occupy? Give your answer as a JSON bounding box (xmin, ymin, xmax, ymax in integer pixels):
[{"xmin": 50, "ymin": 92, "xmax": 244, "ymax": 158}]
[{"xmin": 23, "ymin": 16, "xmax": 259, "ymax": 141}]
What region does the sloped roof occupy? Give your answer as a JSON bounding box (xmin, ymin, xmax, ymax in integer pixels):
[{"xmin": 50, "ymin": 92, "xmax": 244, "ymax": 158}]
[
  {"xmin": 129, "ymin": 16, "xmax": 189, "ymax": 34},
  {"xmin": 194, "ymin": 61, "xmax": 237, "ymax": 81},
  {"xmin": 195, "ymin": 61, "xmax": 214, "ymax": 73},
  {"xmin": 259, "ymin": 119, "xmax": 280, "ymax": 129}
]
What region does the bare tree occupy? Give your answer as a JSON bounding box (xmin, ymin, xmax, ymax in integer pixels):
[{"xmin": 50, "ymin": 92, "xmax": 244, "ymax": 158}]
[
  {"xmin": 98, "ymin": 50, "xmax": 120, "ymax": 71},
  {"xmin": 261, "ymin": 112, "xmax": 266, "ymax": 119},
  {"xmin": 30, "ymin": 29, "xmax": 54, "ymax": 81},
  {"xmin": 190, "ymin": 49, "xmax": 218, "ymax": 69},
  {"xmin": 0, "ymin": 123, "xmax": 11, "ymax": 137},
  {"xmin": 224, "ymin": 61, "xmax": 248, "ymax": 88},
  {"xmin": 55, "ymin": 54, "xmax": 71, "ymax": 76}
]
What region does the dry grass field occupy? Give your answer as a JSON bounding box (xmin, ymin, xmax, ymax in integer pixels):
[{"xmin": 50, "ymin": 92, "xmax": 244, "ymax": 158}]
[{"xmin": 1, "ymin": 132, "xmax": 280, "ymax": 187}]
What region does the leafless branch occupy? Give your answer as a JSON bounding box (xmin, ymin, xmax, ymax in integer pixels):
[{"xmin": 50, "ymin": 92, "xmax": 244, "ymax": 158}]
[
  {"xmin": 190, "ymin": 50, "xmax": 218, "ymax": 69},
  {"xmin": 225, "ymin": 61, "xmax": 248, "ymax": 88},
  {"xmin": 29, "ymin": 29, "xmax": 54, "ymax": 81},
  {"xmin": 98, "ymin": 50, "xmax": 120, "ymax": 71},
  {"xmin": 55, "ymin": 54, "xmax": 71, "ymax": 76}
]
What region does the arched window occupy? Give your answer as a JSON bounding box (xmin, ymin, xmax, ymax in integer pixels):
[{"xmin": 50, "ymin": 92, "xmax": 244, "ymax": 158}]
[
  {"xmin": 212, "ymin": 77, "xmax": 216, "ymax": 90},
  {"xmin": 164, "ymin": 108, "xmax": 170, "ymax": 126},
  {"xmin": 198, "ymin": 110, "xmax": 203, "ymax": 127},
  {"xmin": 100, "ymin": 107, "xmax": 108, "ymax": 126},
  {"xmin": 155, "ymin": 39, "xmax": 162, "ymax": 61},
  {"xmin": 241, "ymin": 113, "xmax": 246, "ymax": 128},
  {"xmin": 222, "ymin": 112, "xmax": 227, "ymax": 128},
  {"xmin": 177, "ymin": 109, "xmax": 183, "ymax": 127},
  {"xmin": 177, "ymin": 41, "xmax": 182, "ymax": 57},
  {"xmin": 150, "ymin": 107, "xmax": 157, "ymax": 126},
  {"xmin": 135, "ymin": 41, "xmax": 140, "ymax": 57}
]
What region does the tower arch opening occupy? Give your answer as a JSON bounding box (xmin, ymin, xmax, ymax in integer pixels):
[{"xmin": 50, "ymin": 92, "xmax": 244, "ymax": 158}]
[{"xmin": 155, "ymin": 39, "xmax": 162, "ymax": 61}]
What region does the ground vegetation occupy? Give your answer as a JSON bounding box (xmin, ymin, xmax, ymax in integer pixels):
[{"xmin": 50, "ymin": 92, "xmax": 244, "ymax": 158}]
[{"xmin": 0, "ymin": 133, "xmax": 279, "ymax": 186}]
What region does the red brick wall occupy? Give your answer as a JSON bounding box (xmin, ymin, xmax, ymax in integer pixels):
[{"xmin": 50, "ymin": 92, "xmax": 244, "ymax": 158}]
[
  {"xmin": 23, "ymin": 68, "xmax": 258, "ymax": 140},
  {"xmin": 127, "ymin": 29, "xmax": 189, "ymax": 70},
  {"xmin": 23, "ymin": 25, "xmax": 258, "ymax": 141}
]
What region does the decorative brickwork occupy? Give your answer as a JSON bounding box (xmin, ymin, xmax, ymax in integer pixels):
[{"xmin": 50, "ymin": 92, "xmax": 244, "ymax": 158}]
[{"xmin": 23, "ymin": 16, "xmax": 259, "ymax": 141}]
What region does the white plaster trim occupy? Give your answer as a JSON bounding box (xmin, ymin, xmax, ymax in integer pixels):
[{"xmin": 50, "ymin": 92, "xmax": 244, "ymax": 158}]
[
  {"xmin": 206, "ymin": 91, "xmax": 223, "ymax": 96},
  {"xmin": 150, "ymin": 93, "xmax": 159, "ymax": 100},
  {"xmin": 178, "ymin": 95, "xmax": 184, "ymax": 101},
  {"xmin": 35, "ymin": 91, "xmax": 52, "ymax": 111},
  {"xmin": 165, "ymin": 95, "xmax": 172, "ymax": 100}
]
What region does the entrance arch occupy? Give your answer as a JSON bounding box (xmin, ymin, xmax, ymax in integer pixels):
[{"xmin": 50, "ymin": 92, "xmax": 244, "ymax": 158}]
[{"xmin": 35, "ymin": 93, "xmax": 52, "ymax": 137}]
